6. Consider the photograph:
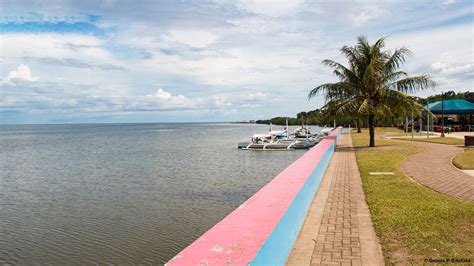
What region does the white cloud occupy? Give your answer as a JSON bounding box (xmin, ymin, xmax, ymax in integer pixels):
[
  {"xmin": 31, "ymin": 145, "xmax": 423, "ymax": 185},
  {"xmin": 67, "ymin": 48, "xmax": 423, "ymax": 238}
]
[
  {"xmin": 1, "ymin": 1, "xmax": 473, "ymax": 123},
  {"xmin": 145, "ymin": 88, "xmax": 189, "ymax": 106},
  {"xmin": 443, "ymin": 0, "xmax": 456, "ymax": 5},
  {"xmin": 162, "ymin": 30, "xmax": 219, "ymax": 48},
  {"xmin": 349, "ymin": 5, "xmax": 385, "ymax": 26},
  {"xmin": 7, "ymin": 64, "xmax": 38, "ymax": 82},
  {"xmin": 212, "ymin": 96, "xmax": 232, "ymax": 108},
  {"xmin": 387, "ymin": 23, "xmax": 473, "ymax": 92},
  {"xmin": 430, "ymin": 61, "xmax": 474, "ymax": 76},
  {"xmin": 2, "ymin": 33, "xmax": 115, "ymax": 64},
  {"xmin": 1, "ymin": 33, "xmax": 132, "ymax": 100},
  {"xmin": 239, "ymin": 0, "xmax": 303, "ymax": 17},
  {"xmin": 246, "ymin": 92, "xmax": 267, "ymax": 101},
  {"xmin": 0, "ymin": 80, "xmax": 239, "ymax": 116}
]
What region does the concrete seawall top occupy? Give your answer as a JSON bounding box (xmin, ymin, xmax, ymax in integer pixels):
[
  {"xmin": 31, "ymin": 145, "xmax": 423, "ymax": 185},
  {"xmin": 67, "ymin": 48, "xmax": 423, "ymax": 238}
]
[{"xmin": 166, "ymin": 128, "xmax": 342, "ymax": 265}]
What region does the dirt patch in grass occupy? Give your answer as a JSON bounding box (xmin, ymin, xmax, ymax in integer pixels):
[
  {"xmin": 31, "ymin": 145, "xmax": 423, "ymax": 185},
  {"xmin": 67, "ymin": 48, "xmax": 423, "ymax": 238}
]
[{"xmin": 352, "ymin": 128, "xmax": 474, "ymax": 264}]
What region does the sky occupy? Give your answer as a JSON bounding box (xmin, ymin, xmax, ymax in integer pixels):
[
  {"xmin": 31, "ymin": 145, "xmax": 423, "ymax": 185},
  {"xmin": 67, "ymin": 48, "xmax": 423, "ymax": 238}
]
[{"xmin": 1, "ymin": 0, "xmax": 473, "ymax": 124}]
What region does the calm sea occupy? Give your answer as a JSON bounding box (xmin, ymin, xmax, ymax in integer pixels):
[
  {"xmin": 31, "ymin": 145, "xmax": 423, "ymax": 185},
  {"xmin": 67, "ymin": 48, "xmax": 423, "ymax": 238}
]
[{"xmin": 0, "ymin": 123, "xmax": 320, "ymax": 264}]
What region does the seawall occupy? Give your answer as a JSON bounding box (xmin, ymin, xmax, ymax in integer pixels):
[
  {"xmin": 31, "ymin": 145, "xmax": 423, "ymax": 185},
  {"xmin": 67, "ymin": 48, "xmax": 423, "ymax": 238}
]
[{"xmin": 167, "ymin": 127, "xmax": 342, "ymax": 265}]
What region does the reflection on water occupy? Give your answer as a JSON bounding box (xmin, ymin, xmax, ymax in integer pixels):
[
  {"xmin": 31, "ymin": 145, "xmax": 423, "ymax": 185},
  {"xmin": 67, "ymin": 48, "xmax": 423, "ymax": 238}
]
[{"xmin": 0, "ymin": 123, "xmax": 319, "ymax": 264}]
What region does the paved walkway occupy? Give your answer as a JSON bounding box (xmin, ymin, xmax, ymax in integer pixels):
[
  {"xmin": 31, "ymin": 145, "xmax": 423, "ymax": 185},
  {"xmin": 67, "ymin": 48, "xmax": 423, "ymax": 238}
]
[
  {"xmin": 400, "ymin": 141, "xmax": 474, "ymax": 203},
  {"xmin": 287, "ymin": 133, "xmax": 383, "ymax": 266}
]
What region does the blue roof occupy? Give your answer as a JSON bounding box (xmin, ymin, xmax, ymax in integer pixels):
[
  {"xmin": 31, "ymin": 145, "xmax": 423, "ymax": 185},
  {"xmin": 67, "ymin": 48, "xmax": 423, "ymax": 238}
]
[{"xmin": 427, "ymin": 99, "xmax": 474, "ymax": 114}]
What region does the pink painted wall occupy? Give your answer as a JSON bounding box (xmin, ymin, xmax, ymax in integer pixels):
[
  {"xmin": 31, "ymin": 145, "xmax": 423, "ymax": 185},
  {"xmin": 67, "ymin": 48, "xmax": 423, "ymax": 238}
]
[{"xmin": 167, "ymin": 128, "xmax": 342, "ymax": 265}]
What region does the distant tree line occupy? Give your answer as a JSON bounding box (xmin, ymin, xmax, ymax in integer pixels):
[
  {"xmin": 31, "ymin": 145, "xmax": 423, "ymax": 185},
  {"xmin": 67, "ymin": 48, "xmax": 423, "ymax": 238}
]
[
  {"xmin": 255, "ymin": 109, "xmax": 354, "ymax": 126},
  {"xmin": 255, "ymin": 117, "xmax": 299, "ymax": 125},
  {"xmin": 414, "ymin": 91, "xmax": 474, "ymax": 105},
  {"xmin": 256, "ymin": 90, "xmax": 472, "ymax": 127}
]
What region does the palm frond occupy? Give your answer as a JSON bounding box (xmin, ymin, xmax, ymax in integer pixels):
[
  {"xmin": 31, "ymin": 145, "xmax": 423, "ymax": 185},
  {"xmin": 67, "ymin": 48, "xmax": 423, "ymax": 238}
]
[
  {"xmin": 390, "ymin": 75, "xmax": 435, "ymax": 93},
  {"xmin": 382, "ymin": 71, "xmax": 407, "ymax": 83},
  {"xmin": 385, "ymin": 47, "xmax": 411, "ymax": 72},
  {"xmin": 321, "ymin": 96, "xmax": 362, "ymax": 116},
  {"xmin": 379, "ymin": 87, "xmax": 423, "ymax": 113},
  {"xmin": 357, "ymin": 98, "xmax": 373, "ymax": 114},
  {"xmin": 308, "ymin": 82, "xmax": 353, "ymax": 100},
  {"xmin": 322, "ymin": 59, "xmax": 358, "ymax": 83}
]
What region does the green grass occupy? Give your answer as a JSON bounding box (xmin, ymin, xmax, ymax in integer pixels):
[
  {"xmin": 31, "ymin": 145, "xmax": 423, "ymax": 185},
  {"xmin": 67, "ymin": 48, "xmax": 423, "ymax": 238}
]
[
  {"xmin": 351, "ymin": 127, "xmax": 406, "ymax": 147},
  {"xmin": 352, "ymin": 129, "xmax": 474, "ymax": 264},
  {"xmin": 453, "ymin": 148, "xmax": 474, "ymax": 170},
  {"xmin": 392, "ymin": 137, "xmax": 464, "ymax": 145}
]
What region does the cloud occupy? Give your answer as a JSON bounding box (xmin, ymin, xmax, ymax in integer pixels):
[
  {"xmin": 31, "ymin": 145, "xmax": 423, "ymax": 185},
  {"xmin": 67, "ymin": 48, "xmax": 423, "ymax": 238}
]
[
  {"xmin": 430, "ymin": 61, "xmax": 474, "ymax": 77},
  {"xmin": 212, "ymin": 96, "xmax": 232, "ymax": 108},
  {"xmin": 7, "ymin": 64, "xmax": 38, "ymax": 82},
  {"xmin": 23, "ymin": 56, "xmax": 128, "ymax": 71},
  {"xmin": 349, "ymin": 5, "xmax": 386, "ymax": 26},
  {"xmin": 0, "ymin": 74, "xmax": 237, "ymax": 116},
  {"xmin": 162, "ymin": 29, "xmax": 219, "ymax": 48},
  {"xmin": 245, "ymin": 92, "xmax": 267, "ymax": 101},
  {"xmin": 238, "ymin": 0, "xmax": 303, "ymax": 17},
  {"xmin": 386, "ymin": 23, "xmax": 472, "ymax": 93},
  {"xmin": 1, "ymin": 1, "xmax": 473, "ymax": 123},
  {"xmin": 443, "ymin": 0, "xmax": 456, "ymax": 5},
  {"xmin": 145, "ymin": 88, "xmax": 189, "ymax": 106},
  {"xmin": 2, "ymin": 33, "xmax": 112, "ymax": 61}
]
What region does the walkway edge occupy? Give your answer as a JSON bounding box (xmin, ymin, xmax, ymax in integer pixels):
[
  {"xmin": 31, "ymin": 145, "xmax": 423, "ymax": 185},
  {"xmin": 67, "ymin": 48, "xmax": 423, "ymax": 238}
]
[
  {"xmin": 287, "ymin": 133, "xmax": 384, "ymax": 265},
  {"xmin": 286, "ymin": 146, "xmax": 337, "ymax": 265},
  {"xmin": 349, "ymin": 134, "xmax": 385, "ymax": 265},
  {"xmin": 397, "ymin": 139, "xmax": 474, "ymax": 203}
]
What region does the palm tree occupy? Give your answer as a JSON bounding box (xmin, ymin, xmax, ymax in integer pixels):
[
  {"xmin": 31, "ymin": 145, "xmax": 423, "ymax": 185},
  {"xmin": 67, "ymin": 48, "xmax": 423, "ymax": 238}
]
[{"xmin": 309, "ymin": 36, "xmax": 434, "ymax": 147}]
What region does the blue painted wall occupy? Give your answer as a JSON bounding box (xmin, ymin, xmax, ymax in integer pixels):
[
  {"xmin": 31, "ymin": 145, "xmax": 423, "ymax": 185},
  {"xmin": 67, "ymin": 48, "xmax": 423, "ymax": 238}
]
[{"xmin": 251, "ymin": 129, "xmax": 341, "ymax": 265}]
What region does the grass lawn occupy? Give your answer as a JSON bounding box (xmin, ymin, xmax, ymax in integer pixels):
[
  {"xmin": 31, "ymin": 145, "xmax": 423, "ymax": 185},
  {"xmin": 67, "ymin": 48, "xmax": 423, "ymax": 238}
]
[
  {"xmin": 392, "ymin": 137, "xmax": 465, "ymax": 145},
  {"xmin": 352, "ymin": 128, "xmax": 474, "ymax": 264},
  {"xmin": 351, "ymin": 127, "xmax": 406, "ymax": 147},
  {"xmin": 452, "ymin": 148, "xmax": 474, "ymax": 170}
]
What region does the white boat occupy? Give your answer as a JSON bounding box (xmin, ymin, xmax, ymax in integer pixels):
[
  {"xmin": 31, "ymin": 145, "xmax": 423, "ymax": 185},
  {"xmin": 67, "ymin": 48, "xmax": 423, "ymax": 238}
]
[
  {"xmin": 237, "ymin": 137, "xmax": 320, "ymax": 150},
  {"xmin": 293, "ymin": 126, "xmax": 315, "ymax": 138},
  {"xmin": 320, "ymin": 127, "xmax": 333, "ymax": 136},
  {"xmin": 238, "ymin": 123, "xmax": 322, "ymax": 150}
]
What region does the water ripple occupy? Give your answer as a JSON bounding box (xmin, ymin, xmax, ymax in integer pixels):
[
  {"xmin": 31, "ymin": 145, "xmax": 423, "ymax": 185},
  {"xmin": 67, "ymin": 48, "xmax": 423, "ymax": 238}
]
[{"xmin": 0, "ymin": 123, "xmax": 313, "ymax": 264}]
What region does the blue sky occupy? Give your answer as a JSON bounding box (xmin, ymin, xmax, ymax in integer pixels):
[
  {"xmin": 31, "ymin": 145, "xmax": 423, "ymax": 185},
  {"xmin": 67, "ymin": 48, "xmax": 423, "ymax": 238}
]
[{"xmin": 1, "ymin": 0, "xmax": 473, "ymax": 124}]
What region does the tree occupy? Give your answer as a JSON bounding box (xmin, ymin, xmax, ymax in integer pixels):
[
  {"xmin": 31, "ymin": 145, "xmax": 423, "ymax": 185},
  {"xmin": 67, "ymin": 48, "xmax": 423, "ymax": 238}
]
[
  {"xmin": 417, "ymin": 90, "xmax": 474, "ymax": 105},
  {"xmin": 309, "ymin": 36, "xmax": 434, "ymax": 147}
]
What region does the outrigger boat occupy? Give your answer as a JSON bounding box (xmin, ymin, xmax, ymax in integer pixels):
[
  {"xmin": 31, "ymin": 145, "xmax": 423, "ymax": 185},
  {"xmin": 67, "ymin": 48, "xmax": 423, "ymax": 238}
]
[
  {"xmin": 320, "ymin": 120, "xmax": 337, "ymax": 136},
  {"xmin": 293, "ymin": 126, "xmax": 313, "ymax": 138},
  {"xmin": 320, "ymin": 127, "xmax": 333, "ymax": 136},
  {"xmin": 237, "ymin": 122, "xmax": 322, "ymax": 150}
]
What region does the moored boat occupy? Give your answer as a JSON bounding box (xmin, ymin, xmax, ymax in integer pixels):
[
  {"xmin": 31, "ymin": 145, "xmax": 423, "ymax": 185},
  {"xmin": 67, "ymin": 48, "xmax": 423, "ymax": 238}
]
[
  {"xmin": 237, "ymin": 137, "xmax": 319, "ymax": 150},
  {"xmin": 320, "ymin": 127, "xmax": 333, "ymax": 136},
  {"xmin": 237, "ymin": 125, "xmax": 322, "ymax": 150}
]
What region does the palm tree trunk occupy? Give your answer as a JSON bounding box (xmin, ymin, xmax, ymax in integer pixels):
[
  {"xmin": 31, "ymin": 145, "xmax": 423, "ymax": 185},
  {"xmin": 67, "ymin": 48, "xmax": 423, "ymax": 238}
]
[
  {"xmin": 368, "ymin": 114, "xmax": 375, "ymax": 147},
  {"xmin": 357, "ymin": 118, "xmax": 362, "ymax": 133}
]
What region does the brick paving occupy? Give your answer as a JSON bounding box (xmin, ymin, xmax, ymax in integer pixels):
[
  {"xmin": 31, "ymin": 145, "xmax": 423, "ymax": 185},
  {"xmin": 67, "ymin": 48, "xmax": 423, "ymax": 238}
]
[
  {"xmin": 400, "ymin": 141, "xmax": 474, "ymax": 203},
  {"xmin": 311, "ymin": 134, "xmax": 382, "ymax": 265},
  {"xmin": 288, "ymin": 133, "xmax": 383, "ymax": 265}
]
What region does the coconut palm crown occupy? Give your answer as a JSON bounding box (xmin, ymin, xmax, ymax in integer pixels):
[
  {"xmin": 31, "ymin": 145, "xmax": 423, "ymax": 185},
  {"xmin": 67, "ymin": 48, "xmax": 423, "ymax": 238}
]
[{"xmin": 309, "ymin": 36, "xmax": 435, "ymax": 147}]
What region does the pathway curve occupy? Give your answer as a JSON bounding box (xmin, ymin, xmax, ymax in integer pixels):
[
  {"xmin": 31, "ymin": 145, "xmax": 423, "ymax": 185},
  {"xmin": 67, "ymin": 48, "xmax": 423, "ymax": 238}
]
[
  {"xmin": 287, "ymin": 133, "xmax": 383, "ymax": 266},
  {"xmin": 399, "ymin": 141, "xmax": 474, "ymax": 203}
]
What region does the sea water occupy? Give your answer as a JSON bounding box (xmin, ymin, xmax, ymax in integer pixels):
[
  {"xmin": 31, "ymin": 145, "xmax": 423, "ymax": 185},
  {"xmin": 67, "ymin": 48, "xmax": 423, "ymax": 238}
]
[{"xmin": 0, "ymin": 123, "xmax": 319, "ymax": 264}]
